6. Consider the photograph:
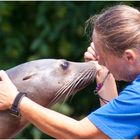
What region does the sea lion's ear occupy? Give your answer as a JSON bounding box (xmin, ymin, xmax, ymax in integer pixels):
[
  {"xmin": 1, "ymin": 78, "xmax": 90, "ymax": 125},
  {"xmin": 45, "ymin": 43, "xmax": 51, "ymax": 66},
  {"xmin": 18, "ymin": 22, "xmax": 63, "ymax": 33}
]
[{"xmin": 22, "ymin": 72, "xmax": 37, "ymax": 80}]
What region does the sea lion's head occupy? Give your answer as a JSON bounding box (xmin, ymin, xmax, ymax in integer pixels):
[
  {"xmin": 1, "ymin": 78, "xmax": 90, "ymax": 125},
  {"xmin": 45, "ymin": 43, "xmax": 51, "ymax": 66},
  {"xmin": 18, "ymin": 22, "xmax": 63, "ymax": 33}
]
[{"xmin": 7, "ymin": 59, "xmax": 99, "ymax": 106}]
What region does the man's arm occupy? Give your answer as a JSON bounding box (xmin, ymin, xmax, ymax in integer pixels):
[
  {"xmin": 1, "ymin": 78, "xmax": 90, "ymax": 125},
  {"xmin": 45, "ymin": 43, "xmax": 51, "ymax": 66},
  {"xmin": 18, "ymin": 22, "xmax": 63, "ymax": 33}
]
[
  {"xmin": 19, "ymin": 96, "xmax": 109, "ymax": 138},
  {"xmin": 96, "ymin": 68, "xmax": 118, "ymax": 106}
]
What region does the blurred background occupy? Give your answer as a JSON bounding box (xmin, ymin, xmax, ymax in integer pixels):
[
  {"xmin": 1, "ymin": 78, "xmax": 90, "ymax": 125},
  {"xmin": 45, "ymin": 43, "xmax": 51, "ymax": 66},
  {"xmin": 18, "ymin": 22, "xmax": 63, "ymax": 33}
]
[{"xmin": 0, "ymin": 1, "xmax": 138, "ymax": 139}]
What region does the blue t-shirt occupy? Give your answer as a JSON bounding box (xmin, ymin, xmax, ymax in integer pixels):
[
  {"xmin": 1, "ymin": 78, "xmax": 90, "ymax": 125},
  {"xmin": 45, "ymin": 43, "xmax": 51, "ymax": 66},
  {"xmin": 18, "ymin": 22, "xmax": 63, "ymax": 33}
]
[{"xmin": 87, "ymin": 75, "xmax": 140, "ymax": 139}]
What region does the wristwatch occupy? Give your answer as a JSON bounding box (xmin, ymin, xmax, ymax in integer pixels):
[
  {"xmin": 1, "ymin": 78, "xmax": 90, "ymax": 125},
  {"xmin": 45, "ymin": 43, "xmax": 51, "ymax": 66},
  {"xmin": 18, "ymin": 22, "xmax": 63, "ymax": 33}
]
[{"xmin": 10, "ymin": 92, "xmax": 27, "ymax": 117}]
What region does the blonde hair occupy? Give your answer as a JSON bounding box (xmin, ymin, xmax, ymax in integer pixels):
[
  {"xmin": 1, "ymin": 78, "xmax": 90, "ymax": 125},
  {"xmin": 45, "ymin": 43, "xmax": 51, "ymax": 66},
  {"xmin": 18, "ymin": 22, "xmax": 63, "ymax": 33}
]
[{"xmin": 86, "ymin": 5, "xmax": 140, "ymax": 57}]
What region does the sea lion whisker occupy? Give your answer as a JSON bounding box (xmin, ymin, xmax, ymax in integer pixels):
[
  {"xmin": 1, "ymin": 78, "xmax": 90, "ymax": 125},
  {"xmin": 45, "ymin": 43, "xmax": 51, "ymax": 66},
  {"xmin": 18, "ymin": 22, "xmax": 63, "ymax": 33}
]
[
  {"xmin": 72, "ymin": 70, "xmax": 93, "ymax": 88},
  {"xmin": 57, "ymin": 84, "xmax": 75, "ymax": 112},
  {"xmin": 55, "ymin": 71, "xmax": 87, "ymax": 98},
  {"xmin": 48, "ymin": 81, "xmax": 74, "ymax": 105},
  {"xmin": 51, "ymin": 73, "xmax": 85, "ymax": 105},
  {"xmin": 62, "ymin": 70, "xmax": 94, "ymax": 103},
  {"xmin": 57, "ymin": 80, "xmax": 77, "ymax": 103},
  {"xmin": 62, "ymin": 81, "xmax": 77, "ymax": 103},
  {"xmin": 71, "ymin": 70, "xmax": 95, "ymax": 94},
  {"xmin": 62, "ymin": 71, "xmax": 93, "ymax": 103},
  {"xmin": 61, "ymin": 87, "xmax": 74, "ymax": 105},
  {"xmin": 60, "ymin": 75, "xmax": 83, "ymax": 104}
]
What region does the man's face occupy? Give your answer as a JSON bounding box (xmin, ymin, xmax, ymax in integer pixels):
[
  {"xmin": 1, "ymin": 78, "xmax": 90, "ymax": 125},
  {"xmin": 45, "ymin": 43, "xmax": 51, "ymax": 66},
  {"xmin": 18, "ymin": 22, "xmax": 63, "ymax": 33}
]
[{"xmin": 92, "ymin": 30, "xmax": 131, "ymax": 81}]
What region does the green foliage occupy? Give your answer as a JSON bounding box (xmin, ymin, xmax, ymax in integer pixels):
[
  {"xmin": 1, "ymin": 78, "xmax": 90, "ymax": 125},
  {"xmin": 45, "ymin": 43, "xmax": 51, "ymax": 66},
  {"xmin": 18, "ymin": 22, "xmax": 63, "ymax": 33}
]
[{"xmin": 0, "ymin": 1, "xmax": 137, "ymax": 139}]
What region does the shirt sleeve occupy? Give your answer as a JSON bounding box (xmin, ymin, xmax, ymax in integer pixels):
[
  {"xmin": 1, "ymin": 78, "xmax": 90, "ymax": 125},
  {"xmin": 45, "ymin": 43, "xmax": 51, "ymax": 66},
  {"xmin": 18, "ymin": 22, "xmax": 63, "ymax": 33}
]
[{"xmin": 87, "ymin": 84, "xmax": 140, "ymax": 139}]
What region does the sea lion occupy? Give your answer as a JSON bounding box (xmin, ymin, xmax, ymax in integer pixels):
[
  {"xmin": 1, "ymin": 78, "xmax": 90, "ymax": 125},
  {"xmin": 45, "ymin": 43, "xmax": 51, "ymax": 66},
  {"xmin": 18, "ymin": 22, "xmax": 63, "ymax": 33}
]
[{"xmin": 0, "ymin": 59, "xmax": 98, "ymax": 138}]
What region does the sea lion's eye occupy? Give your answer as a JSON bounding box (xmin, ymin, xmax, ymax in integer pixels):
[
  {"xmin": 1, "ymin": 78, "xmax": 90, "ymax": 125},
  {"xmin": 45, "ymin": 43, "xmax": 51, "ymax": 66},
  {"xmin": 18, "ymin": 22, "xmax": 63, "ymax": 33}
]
[{"xmin": 60, "ymin": 61, "xmax": 69, "ymax": 70}]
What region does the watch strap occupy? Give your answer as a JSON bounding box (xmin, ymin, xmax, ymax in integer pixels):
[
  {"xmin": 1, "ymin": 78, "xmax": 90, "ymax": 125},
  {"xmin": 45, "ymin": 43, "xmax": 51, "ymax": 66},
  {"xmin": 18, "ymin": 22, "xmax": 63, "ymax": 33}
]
[{"xmin": 10, "ymin": 92, "xmax": 27, "ymax": 117}]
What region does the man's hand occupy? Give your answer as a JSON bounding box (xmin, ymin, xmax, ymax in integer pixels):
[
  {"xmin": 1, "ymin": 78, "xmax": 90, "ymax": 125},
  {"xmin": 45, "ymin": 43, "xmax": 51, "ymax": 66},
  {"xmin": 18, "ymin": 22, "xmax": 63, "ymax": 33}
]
[
  {"xmin": 84, "ymin": 42, "xmax": 98, "ymax": 62},
  {"xmin": 84, "ymin": 42, "xmax": 109, "ymax": 82},
  {"xmin": 0, "ymin": 70, "xmax": 19, "ymax": 110}
]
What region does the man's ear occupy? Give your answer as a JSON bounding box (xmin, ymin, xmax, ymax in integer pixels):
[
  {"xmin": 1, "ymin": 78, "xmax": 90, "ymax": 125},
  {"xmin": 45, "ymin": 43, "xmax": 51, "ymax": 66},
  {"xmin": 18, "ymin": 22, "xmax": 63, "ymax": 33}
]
[{"xmin": 123, "ymin": 49, "xmax": 136, "ymax": 63}]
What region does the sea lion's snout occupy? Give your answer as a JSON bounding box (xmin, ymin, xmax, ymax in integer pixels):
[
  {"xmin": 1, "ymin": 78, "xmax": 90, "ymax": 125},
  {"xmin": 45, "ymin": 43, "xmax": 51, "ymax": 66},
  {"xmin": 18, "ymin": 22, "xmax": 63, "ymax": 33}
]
[{"xmin": 48, "ymin": 60, "xmax": 98, "ymax": 104}]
